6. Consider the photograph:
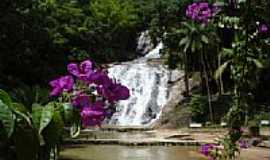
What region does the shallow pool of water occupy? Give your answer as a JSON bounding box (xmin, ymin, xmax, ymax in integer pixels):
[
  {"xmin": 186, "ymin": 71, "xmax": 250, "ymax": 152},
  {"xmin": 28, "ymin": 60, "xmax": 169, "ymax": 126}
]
[
  {"xmin": 60, "ymin": 145, "xmax": 206, "ymax": 160},
  {"xmin": 79, "ymin": 130, "xmax": 155, "ymax": 140}
]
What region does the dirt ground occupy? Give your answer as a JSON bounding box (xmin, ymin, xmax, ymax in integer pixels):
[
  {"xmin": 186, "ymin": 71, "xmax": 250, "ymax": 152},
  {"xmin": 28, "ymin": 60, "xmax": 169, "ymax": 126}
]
[{"xmin": 241, "ymin": 147, "xmax": 270, "ymax": 160}]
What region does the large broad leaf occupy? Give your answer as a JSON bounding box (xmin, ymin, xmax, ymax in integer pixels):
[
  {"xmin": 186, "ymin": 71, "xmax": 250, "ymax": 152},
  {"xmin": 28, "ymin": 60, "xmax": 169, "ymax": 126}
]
[
  {"xmin": 14, "ymin": 126, "xmax": 39, "ymax": 160},
  {"xmin": 42, "ymin": 110, "xmax": 64, "ymax": 148},
  {"xmin": 12, "ymin": 103, "xmax": 32, "ymax": 126},
  {"xmin": 39, "ymin": 103, "xmax": 54, "ymax": 134},
  {"xmin": 0, "ymin": 89, "xmax": 12, "ymax": 106},
  {"xmin": 0, "ymin": 100, "xmax": 15, "ymax": 138},
  {"xmin": 32, "ymin": 103, "xmax": 43, "ymax": 130},
  {"xmin": 61, "ymin": 103, "xmax": 74, "ymax": 125},
  {"xmin": 60, "ymin": 103, "xmax": 81, "ymax": 138}
]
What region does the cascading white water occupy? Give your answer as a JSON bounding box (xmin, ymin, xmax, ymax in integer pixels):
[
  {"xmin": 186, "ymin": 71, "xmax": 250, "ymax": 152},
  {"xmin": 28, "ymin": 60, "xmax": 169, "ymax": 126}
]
[{"xmin": 108, "ymin": 32, "xmax": 169, "ymax": 126}]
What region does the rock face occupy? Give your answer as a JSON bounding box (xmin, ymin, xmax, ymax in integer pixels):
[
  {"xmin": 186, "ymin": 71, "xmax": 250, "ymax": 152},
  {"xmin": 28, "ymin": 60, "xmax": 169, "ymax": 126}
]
[
  {"xmin": 153, "ymin": 71, "xmax": 196, "ymax": 128},
  {"xmin": 136, "ymin": 31, "xmax": 154, "ymax": 55}
]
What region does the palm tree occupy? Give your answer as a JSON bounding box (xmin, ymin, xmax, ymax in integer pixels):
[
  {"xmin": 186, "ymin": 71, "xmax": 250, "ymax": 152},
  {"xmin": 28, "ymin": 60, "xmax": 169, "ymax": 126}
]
[{"xmin": 178, "ymin": 21, "xmax": 219, "ymax": 123}]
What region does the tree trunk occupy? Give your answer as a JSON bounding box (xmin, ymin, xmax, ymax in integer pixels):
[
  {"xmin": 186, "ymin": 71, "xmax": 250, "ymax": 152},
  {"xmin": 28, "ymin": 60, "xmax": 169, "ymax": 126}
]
[
  {"xmin": 201, "ymin": 49, "xmax": 214, "ymax": 124},
  {"xmin": 184, "ymin": 51, "xmax": 190, "ymax": 96},
  {"xmin": 218, "ymin": 53, "xmax": 224, "ymax": 95}
]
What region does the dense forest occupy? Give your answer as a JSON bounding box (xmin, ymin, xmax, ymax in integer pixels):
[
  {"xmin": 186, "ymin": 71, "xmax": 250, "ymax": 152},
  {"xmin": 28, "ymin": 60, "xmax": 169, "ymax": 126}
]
[{"xmin": 0, "ymin": 0, "xmax": 186, "ymax": 86}]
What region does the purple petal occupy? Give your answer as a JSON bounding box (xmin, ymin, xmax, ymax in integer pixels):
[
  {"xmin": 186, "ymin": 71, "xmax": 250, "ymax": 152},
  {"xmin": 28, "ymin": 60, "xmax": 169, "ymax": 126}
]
[
  {"xmin": 49, "ymin": 87, "xmax": 62, "ymax": 96},
  {"xmin": 259, "ymin": 24, "xmax": 268, "ymax": 33},
  {"xmin": 80, "ymin": 60, "xmax": 93, "ymax": 75},
  {"xmin": 113, "ymin": 84, "xmax": 130, "ymax": 100},
  {"xmin": 48, "ymin": 76, "xmax": 74, "ymax": 97},
  {"xmin": 67, "ymin": 63, "xmax": 80, "ymax": 77},
  {"xmin": 91, "ymin": 100, "xmax": 105, "ymax": 111},
  {"xmin": 49, "ymin": 79, "xmax": 60, "ymax": 88},
  {"xmin": 60, "ymin": 76, "xmax": 74, "ymax": 91},
  {"xmin": 88, "ymin": 70, "xmax": 112, "ymax": 86},
  {"xmin": 80, "ymin": 103, "xmax": 106, "ymax": 127},
  {"xmin": 71, "ymin": 93, "xmax": 90, "ymax": 108}
]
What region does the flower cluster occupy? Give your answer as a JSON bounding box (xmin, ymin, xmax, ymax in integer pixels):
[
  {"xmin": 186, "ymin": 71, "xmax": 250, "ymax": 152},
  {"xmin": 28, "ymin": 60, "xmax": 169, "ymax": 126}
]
[
  {"xmin": 238, "ymin": 139, "xmax": 249, "ymax": 149},
  {"xmin": 186, "ymin": 2, "xmax": 217, "ymax": 23},
  {"xmin": 49, "ymin": 59, "xmax": 130, "ymax": 127},
  {"xmin": 199, "ymin": 138, "xmax": 249, "ymax": 160},
  {"xmin": 49, "ymin": 75, "xmax": 74, "ymax": 96},
  {"xmin": 259, "ymin": 23, "xmax": 268, "ymax": 33},
  {"xmin": 199, "ymin": 143, "xmax": 216, "ymax": 160}
]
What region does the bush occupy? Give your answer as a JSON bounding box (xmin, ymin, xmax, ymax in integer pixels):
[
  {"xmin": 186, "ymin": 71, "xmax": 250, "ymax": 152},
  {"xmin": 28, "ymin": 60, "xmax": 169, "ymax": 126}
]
[
  {"xmin": 188, "ymin": 95, "xmax": 209, "ymax": 123},
  {"xmin": 188, "ymin": 94, "xmax": 233, "ymax": 124}
]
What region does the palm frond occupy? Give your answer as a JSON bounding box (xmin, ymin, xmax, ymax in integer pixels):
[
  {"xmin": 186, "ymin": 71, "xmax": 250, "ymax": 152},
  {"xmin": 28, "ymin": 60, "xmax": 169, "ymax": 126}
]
[{"xmin": 215, "ymin": 60, "xmax": 231, "ymax": 80}]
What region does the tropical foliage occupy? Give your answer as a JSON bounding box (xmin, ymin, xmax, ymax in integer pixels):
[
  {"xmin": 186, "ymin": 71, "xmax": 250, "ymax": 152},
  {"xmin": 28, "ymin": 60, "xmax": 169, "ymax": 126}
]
[{"xmin": 0, "ymin": 89, "xmax": 66, "ymax": 160}]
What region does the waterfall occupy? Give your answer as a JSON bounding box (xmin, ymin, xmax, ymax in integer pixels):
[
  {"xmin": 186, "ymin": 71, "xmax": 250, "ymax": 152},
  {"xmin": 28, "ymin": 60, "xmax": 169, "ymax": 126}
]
[{"xmin": 108, "ymin": 32, "xmax": 170, "ymax": 126}]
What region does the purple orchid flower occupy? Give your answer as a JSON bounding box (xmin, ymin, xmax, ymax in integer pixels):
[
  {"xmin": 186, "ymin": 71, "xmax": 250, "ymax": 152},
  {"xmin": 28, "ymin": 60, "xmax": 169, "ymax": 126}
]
[
  {"xmin": 199, "ymin": 143, "xmax": 215, "ymax": 157},
  {"xmin": 67, "ymin": 60, "xmax": 94, "ymax": 81},
  {"xmin": 80, "ymin": 101, "xmax": 106, "ymax": 127},
  {"xmin": 186, "ymin": 2, "xmax": 216, "ymax": 24},
  {"xmin": 239, "ymin": 139, "xmax": 249, "ymax": 149},
  {"xmin": 49, "ymin": 75, "xmax": 74, "ymax": 96},
  {"xmin": 88, "ymin": 70, "xmax": 113, "ymax": 86},
  {"xmin": 259, "ymin": 24, "xmax": 268, "ymax": 33},
  {"xmin": 97, "ymin": 83, "xmax": 130, "ymax": 102},
  {"xmin": 71, "ymin": 92, "xmax": 90, "ymax": 108}
]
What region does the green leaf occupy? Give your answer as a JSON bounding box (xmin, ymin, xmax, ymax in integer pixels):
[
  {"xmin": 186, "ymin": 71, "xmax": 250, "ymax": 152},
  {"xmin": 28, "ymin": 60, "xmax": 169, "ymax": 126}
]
[
  {"xmin": 183, "ymin": 38, "xmax": 191, "ymax": 53},
  {"xmin": 175, "ymin": 29, "xmax": 187, "ymax": 35},
  {"xmin": 0, "ymin": 89, "xmax": 12, "ymax": 106},
  {"xmin": 191, "ymin": 41, "xmax": 196, "ymax": 53},
  {"xmin": 42, "ymin": 110, "xmax": 64, "ymax": 148},
  {"xmin": 215, "ymin": 60, "xmax": 231, "ymax": 80},
  {"xmin": 32, "ymin": 104, "xmax": 43, "ymax": 130},
  {"xmin": 39, "ymin": 103, "xmax": 54, "ymax": 134},
  {"xmin": 182, "ymin": 21, "xmax": 193, "ymax": 30},
  {"xmin": 12, "ymin": 103, "xmax": 32, "ymax": 126},
  {"xmin": 247, "ymin": 57, "xmax": 263, "ymax": 68},
  {"xmin": 0, "ymin": 100, "xmax": 15, "ymax": 138},
  {"xmin": 222, "ymin": 48, "xmax": 234, "ymax": 56},
  {"xmin": 61, "ymin": 103, "xmax": 74, "ymax": 125},
  {"xmin": 179, "ymin": 37, "xmax": 189, "ymax": 46},
  {"xmin": 70, "ymin": 122, "xmax": 81, "ymax": 138},
  {"xmin": 201, "ymin": 35, "xmax": 209, "ymax": 44}
]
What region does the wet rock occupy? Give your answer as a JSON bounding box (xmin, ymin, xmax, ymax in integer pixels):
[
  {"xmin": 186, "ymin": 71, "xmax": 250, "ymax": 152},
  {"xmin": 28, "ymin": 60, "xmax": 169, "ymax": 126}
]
[
  {"xmin": 249, "ymin": 137, "xmax": 263, "ymax": 146},
  {"xmin": 169, "ymin": 70, "xmax": 184, "ymax": 83},
  {"xmin": 153, "ymin": 72, "xmax": 198, "ymax": 128},
  {"xmin": 257, "ymin": 140, "xmax": 270, "ymax": 148}
]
